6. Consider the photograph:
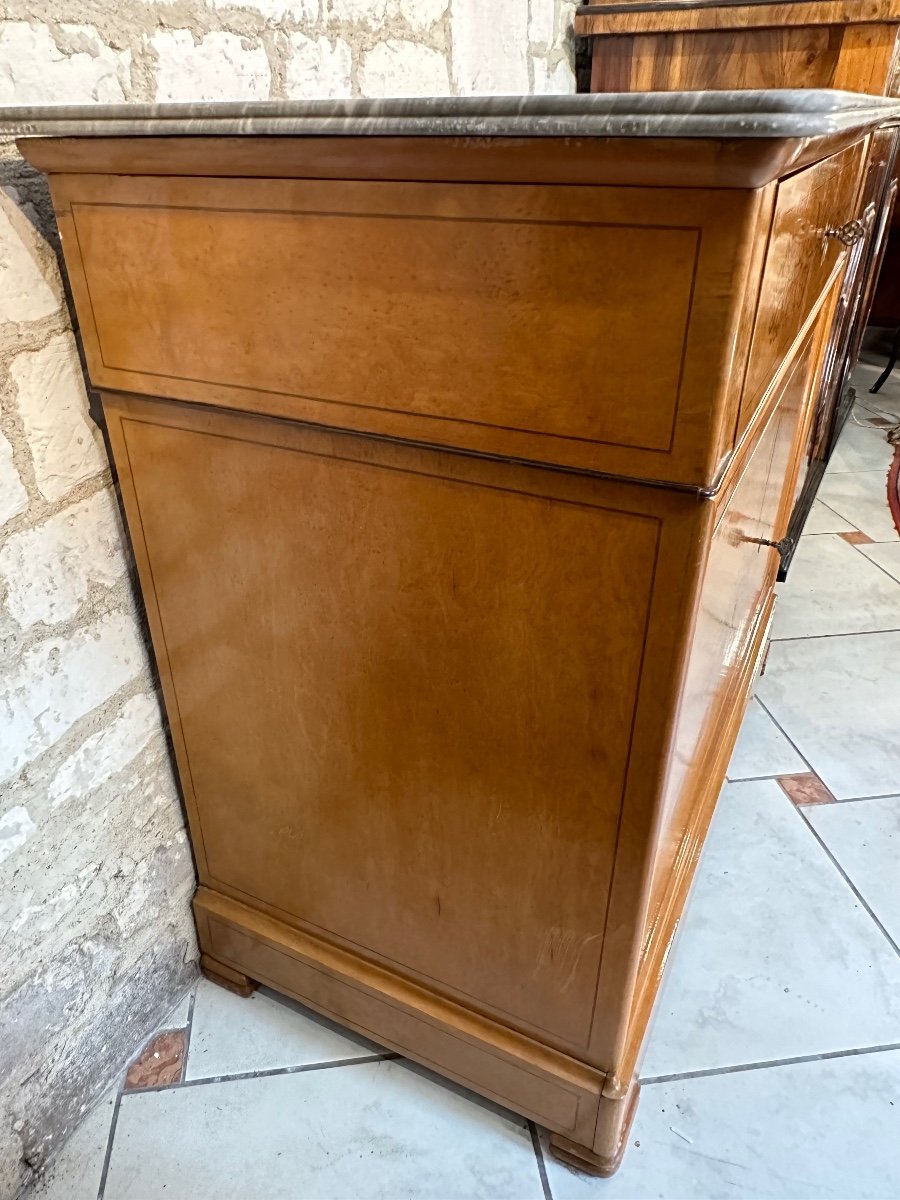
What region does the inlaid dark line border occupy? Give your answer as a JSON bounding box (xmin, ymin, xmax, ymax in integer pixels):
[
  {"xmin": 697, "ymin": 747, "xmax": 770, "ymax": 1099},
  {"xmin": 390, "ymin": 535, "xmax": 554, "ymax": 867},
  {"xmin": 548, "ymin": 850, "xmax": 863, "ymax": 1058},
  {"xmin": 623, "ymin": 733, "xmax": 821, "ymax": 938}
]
[
  {"xmin": 118, "ymin": 406, "xmax": 663, "ymax": 1053},
  {"xmin": 71, "ymin": 198, "xmax": 703, "ymax": 458}
]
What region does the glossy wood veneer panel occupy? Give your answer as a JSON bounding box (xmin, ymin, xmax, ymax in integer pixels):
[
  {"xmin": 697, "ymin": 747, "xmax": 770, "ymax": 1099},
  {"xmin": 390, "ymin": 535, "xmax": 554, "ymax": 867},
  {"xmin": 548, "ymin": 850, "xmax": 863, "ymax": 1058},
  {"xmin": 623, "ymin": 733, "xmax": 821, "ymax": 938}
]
[
  {"xmin": 655, "ymin": 329, "xmax": 819, "ymax": 907},
  {"xmin": 607, "ymin": 291, "xmax": 841, "ymax": 1091},
  {"xmin": 23, "ymin": 133, "xmax": 868, "ymax": 189},
  {"xmin": 104, "ymin": 392, "xmax": 706, "ymax": 1056},
  {"xmin": 58, "ymin": 174, "xmax": 763, "ymax": 487},
  {"xmin": 846, "ymin": 128, "xmax": 899, "ymax": 367},
  {"xmin": 618, "ymin": 586, "xmax": 776, "ymax": 1091}
]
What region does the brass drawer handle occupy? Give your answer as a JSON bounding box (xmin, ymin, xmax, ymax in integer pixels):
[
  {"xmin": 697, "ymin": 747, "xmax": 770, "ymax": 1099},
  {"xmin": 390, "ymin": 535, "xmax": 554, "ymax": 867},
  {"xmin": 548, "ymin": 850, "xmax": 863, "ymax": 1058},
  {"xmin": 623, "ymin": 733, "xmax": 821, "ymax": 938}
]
[{"xmin": 824, "ymin": 220, "xmax": 865, "ymax": 246}]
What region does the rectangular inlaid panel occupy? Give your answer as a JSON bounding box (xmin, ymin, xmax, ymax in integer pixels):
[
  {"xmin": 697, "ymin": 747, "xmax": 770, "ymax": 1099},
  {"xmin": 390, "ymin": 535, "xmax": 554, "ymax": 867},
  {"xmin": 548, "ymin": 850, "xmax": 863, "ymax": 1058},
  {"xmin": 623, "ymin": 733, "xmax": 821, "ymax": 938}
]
[
  {"xmin": 72, "ymin": 191, "xmax": 693, "ymax": 451},
  {"xmin": 58, "ymin": 174, "xmax": 761, "ymax": 485},
  {"xmin": 115, "ymin": 401, "xmax": 661, "ymax": 1049}
]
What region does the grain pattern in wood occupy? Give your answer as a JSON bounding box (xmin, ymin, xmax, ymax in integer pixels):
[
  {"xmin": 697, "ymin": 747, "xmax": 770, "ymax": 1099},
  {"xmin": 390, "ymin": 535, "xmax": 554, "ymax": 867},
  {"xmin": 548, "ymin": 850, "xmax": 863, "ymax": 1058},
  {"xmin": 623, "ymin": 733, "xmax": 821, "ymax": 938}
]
[
  {"xmin": 843, "ymin": 130, "xmax": 899, "ymax": 375},
  {"xmin": 193, "ymin": 889, "xmax": 605, "ymax": 1142},
  {"xmin": 576, "ymin": 0, "xmax": 900, "ymax": 39},
  {"xmin": 22, "ymin": 132, "xmax": 866, "ymax": 188},
  {"xmin": 55, "ymin": 172, "xmax": 766, "ymax": 487},
  {"xmin": 104, "ymin": 391, "xmax": 703, "ymax": 1057},
  {"xmin": 588, "ymin": 24, "xmax": 900, "ymax": 93},
  {"xmin": 23, "ymin": 121, "xmax": 891, "ymax": 1174},
  {"xmin": 609, "ymin": 281, "xmax": 842, "ymax": 1094}
]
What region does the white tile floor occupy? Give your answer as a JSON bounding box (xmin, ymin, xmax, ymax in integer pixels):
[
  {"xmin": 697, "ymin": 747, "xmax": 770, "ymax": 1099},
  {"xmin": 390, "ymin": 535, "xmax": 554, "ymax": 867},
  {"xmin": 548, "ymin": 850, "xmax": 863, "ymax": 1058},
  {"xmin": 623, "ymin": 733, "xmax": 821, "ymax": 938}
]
[{"xmin": 28, "ymin": 361, "xmax": 900, "ymax": 1200}]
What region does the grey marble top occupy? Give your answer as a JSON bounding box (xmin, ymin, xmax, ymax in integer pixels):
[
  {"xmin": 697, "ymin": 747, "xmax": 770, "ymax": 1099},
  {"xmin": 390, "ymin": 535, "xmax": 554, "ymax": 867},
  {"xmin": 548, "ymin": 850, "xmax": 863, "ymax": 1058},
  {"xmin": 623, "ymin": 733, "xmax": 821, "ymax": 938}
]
[{"xmin": 2, "ymin": 90, "xmax": 900, "ymax": 140}]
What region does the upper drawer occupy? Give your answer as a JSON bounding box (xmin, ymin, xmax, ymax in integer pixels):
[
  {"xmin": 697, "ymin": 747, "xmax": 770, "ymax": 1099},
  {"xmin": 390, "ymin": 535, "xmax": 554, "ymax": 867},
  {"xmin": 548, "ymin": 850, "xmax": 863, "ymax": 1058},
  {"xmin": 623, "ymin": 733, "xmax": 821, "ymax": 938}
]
[
  {"xmin": 53, "ymin": 172, "xmax": 762, "ymax": 487},
  {"xmin": 739, "ymin": 139, "xmax": 867, "ymax": 434}
]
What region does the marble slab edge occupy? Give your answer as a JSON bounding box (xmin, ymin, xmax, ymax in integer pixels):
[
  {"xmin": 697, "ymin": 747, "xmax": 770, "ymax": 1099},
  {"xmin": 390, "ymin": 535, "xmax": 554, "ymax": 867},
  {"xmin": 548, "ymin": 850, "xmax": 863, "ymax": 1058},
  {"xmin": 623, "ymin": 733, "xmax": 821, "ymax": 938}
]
[{"xmin": 2, "ymin": 90, "xmax": 900, "ymax": 140}]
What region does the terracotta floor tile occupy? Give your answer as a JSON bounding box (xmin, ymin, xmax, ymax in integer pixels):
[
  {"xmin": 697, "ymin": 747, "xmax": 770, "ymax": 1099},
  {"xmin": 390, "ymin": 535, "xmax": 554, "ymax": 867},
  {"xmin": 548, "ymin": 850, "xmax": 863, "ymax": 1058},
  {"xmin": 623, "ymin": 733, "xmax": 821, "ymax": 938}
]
[
  {"xmin": 778, "ymin": 772, "xmax": 836, "ymax": 807},
  {"xmin": 125, "ymin": 1030, "xmax": 186, "ymax": 1091}
]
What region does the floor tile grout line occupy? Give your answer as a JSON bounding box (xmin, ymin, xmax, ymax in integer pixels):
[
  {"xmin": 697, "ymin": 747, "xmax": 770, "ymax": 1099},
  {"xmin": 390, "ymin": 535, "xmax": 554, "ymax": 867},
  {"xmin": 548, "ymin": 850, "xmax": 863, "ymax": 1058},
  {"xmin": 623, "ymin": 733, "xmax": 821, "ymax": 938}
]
[
  {"xmin": 805, "ymin": 790, "xmax": 900, "ymax": 805},
  {"xmin": 846, "ymin": 405, "xmax": 887, "ymax": 429},
  {"xmin": 753, "ymin": 696, "xmax": 814, "ymax": 774},
  {"xmin": 93, "ymin": 982, "xmax": 198, "ymax": 1199},
  {"xmin": 793, "ymin": 803, "xmax": 900, "ymax": 961},
  {"xmin": 810, "ymin": 495, "xmax": 863, "ymax": 532},
  {"xmin": 770, "ymin": 626, "xmax": 900, "ymax": 642},
  {"xmin": 181, "ymin": 984, "xmax": 197, "ymax": 1077},
  {"xmin": 728, "ymin": 772, "xmax": 799, "ymax": 784},
  {"xmin": 96, "ymin": 1081, "xmax": 124, "ymax": 1200},
  {"xmin": 127, "ymin": 1050, "xmax": 400, "ymax": 1096},
  {"xmin": 844, "ymin": 535, "xmax": 900, "ymax": 587},
  {"xmin": 736, "ymin": 777, "xmax": 898, "ymax": 806},
  {"xmin": 529, "ymin": 1121, "xmax": 553, "ymax": 1200},
  {"xmin": 640, "ymin": 1039, "xmax": 900, "ymax": 1086},
  {"xmin": 745, "ymin": 704, "xmax": 898, "ymax": 804},
  {"xmin": 852, "ymin": 395, "xmax": 900, "ymax": 422}
]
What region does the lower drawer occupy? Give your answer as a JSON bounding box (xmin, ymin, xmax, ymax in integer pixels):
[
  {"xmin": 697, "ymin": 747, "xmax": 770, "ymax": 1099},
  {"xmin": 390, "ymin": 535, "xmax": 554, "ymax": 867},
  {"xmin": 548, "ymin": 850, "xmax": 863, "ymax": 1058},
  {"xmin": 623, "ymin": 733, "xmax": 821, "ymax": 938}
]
[{"xmin": 637, "ymin": 312, "xmax": 826, "ymax": 1063}]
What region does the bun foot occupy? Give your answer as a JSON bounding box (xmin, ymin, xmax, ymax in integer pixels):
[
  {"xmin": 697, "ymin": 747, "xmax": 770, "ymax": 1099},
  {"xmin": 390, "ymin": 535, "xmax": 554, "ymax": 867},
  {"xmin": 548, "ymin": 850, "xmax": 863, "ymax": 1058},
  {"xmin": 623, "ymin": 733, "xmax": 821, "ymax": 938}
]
[
  {"xmin": 548, "ymin": 1080, "xmax": 640, "ymax": 1178},
  {"xmin": 200, "ymin": 953, "xmax": 258, "ymax": 998}
]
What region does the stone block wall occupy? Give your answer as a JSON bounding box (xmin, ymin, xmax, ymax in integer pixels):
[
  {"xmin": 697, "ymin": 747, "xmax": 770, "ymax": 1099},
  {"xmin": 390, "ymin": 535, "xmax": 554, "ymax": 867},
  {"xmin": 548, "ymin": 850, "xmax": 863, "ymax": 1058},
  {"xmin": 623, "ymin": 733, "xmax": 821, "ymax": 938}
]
[
  {"xmin": 0, "ymin": 3, "xmax": 576, "ymax": 1196},
  {"xmin": 0, "ymin": 148, "xmax": 198, "ymax": 1200}
]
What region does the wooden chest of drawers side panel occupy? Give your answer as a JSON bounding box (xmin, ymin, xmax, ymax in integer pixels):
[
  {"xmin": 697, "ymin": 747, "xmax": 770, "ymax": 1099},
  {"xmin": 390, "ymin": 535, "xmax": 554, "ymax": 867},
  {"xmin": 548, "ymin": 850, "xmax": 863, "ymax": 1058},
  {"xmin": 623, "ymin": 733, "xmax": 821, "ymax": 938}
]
[
  {"xmin": 57, "ymin": 173, "xmax": 760, "ymax": 487},
  {"xmin": 103, "ymin": 391, "xmax": 706, "ymax": 1060}
]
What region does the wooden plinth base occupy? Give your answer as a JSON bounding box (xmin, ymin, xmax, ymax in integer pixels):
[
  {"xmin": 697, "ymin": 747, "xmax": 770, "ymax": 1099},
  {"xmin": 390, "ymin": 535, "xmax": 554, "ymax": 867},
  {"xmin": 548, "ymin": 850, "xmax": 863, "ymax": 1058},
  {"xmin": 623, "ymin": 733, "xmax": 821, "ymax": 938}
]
[
  {"xmin": 548, "ymin": 1081, "xmax": 641, "ymax": 1178},
  {"xmin": 200, "ymin": 953, "xmax": 258, "ymax": 998}
]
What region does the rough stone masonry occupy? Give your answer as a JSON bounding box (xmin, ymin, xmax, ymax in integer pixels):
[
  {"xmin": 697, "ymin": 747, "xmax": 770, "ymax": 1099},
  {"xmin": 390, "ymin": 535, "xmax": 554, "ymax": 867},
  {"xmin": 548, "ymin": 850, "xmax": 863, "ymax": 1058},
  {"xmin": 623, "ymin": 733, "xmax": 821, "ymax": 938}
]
[{"xmin": 0, "ymin": 2, "xmax": 576, "ymax": 1196}]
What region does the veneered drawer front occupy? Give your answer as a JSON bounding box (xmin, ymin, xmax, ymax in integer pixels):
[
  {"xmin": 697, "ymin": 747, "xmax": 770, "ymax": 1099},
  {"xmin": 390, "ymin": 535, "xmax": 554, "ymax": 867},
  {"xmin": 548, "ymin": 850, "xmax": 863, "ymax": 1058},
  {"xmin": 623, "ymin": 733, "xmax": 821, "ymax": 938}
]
[
  {"xmin": 55, "ymin": 172, "xmax": 760, "ymax": 487},
  {"xmin": 740, "ymin": 140, "xmax": 866, "ymax": 434}
]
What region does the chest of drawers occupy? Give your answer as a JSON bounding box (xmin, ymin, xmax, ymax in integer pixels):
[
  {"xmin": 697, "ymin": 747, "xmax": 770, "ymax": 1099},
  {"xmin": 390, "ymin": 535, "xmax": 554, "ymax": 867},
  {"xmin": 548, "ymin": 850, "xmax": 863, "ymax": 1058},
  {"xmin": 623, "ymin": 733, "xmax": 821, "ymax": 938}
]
[{"xmin": 8, "ymin": 91, "xmax": 899, "ymax": 1176}]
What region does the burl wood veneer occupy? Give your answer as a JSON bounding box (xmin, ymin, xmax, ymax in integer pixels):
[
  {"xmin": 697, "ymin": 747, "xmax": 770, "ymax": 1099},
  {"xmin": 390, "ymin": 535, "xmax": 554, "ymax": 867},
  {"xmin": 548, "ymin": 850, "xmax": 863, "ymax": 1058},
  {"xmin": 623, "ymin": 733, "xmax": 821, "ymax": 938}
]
[{"xmin": 12, "ymin": 97, "xmax": 892, "ymax": 1174}]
